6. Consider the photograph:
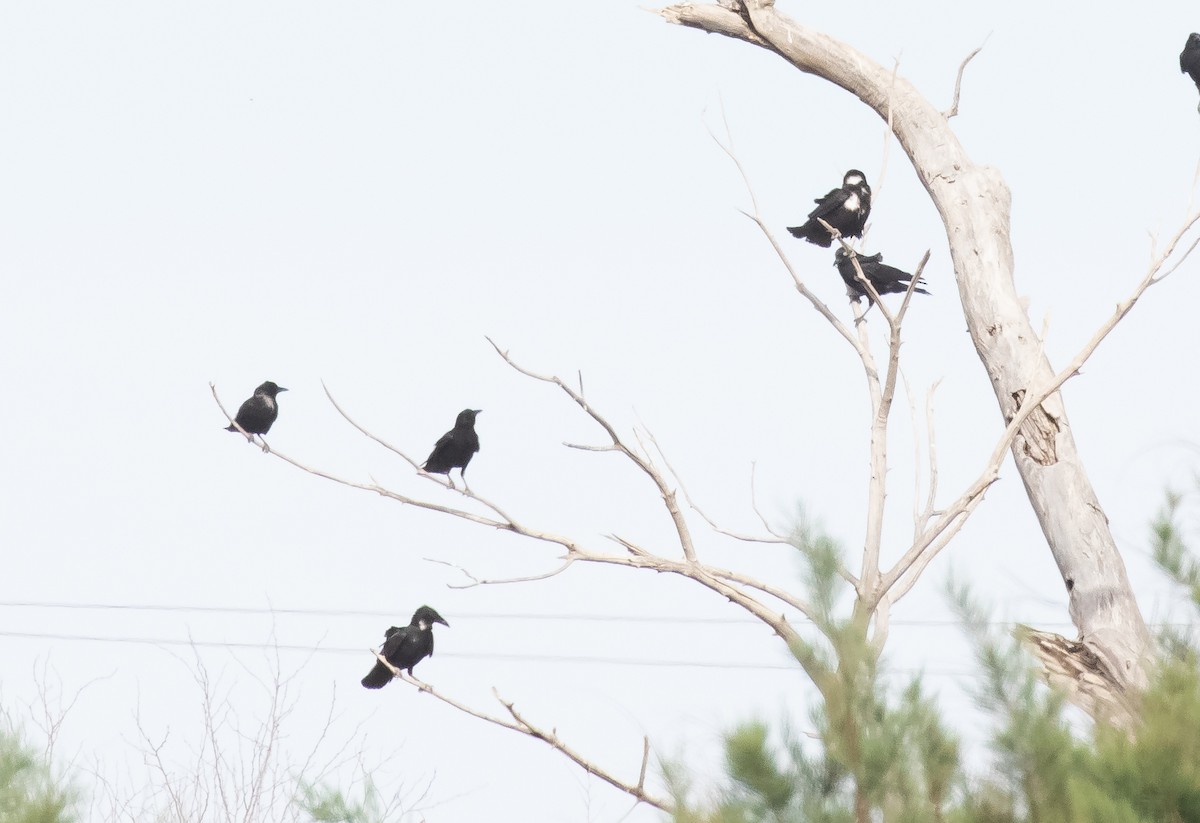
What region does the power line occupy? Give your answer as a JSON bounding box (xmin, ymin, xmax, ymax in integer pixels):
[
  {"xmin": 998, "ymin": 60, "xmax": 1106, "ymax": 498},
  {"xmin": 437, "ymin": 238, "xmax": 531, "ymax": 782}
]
[
  {"xmin": 0, "ymin": 629, "xmax": 977, "ymax": 676},
  {"xmin": 0, "ymin": 600, "xmax": 752, "ymax": 623},
  {"xmin": 0, "ymin": 600, "xmax": 1105, "ymax": 628},
  {"xmin": 0, "ymin": 629, "xmax": 802, "ymax": 671}
]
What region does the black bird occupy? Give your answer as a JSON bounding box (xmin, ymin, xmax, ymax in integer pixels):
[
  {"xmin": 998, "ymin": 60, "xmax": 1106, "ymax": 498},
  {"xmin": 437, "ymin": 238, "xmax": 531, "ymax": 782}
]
[
  {"xmin": 422, "ymin": 409, "xmax": 481, "ymax": 484},
  {"xmin": 225, "ymin": 381, "xmax": 287, "ymax": 442},
  {"xmin": 1182, "ymin": 33, "xmax": 1200, "ymax": 111},
  {"xmin": 834, "ymin": 248, "xmax": 929, "ymax": 303},
  {"xmin": 361, "ymin": 605, "xmax": 449, "ymax": 688},
  {"xmin": 788, "ymin": 170, "xmax": 872, "ymax": 248}
]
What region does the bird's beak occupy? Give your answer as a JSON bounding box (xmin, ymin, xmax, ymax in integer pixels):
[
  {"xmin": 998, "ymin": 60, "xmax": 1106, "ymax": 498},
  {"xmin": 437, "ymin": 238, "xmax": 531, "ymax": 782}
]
[
  {"xmin": 473, "ymin": 409, "xmax": 482, "ymax": 415},
  {"xmin": 278, "ymin": 387, "xmax": 289, "ymax": 393},
  {"xmin": 437, "ymin": 616, "xmax": 450, "ymax": 627}
]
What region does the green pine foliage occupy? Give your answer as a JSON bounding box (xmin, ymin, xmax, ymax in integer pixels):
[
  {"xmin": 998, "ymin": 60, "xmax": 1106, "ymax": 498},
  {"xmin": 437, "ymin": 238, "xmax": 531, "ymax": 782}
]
[
  {"xmin": 670, "ymin": 501, "xmax": 1200, "ymax": 823},
  {"xmin": 298, "ymin": 777, "xmax": 388, "ymax": 823},
  {"xmin": 0, "ymin": 721, "xmax": 75, "ymax": 823}
]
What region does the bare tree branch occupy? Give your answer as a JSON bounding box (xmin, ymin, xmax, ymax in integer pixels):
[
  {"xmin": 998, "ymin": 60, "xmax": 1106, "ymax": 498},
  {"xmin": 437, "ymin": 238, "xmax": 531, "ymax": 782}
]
[
  {"xmin": 920, "ymin": 380, "xmax": 943, "ymax": 533},
  {"xmin": 641, "ymin": 426, "xmax": 788, "ymax": 546},
  {"xmin": 748, "ymin": 462, "xmax": 785, "ymax": 539},
  {"xmin": 215, "ymin": 358, "xmax": 821, "ymax": 671},
  {"xmin": 657, "ymin": 2, "xmax": 769, "ymax": 46},
  {"xmin": 942, "ymin": 45, "xmax": 984, "ymax": 119},
  {"xmin": 486, "ymin": 338, "xmax": 701, "ymax": 564},
  {"xmin": 880, "ymin": 207, "xmax": 1200, "ymax": 608},
  {"xmin": 368, "ymin": 661, "xmax": 674, "ymax": 813},
  {"xmin": 659, "ymin": 0, "xmax": 1179, "ymax": 698},
  {"xmin": 707, "ymin": 118, "xmax": 866, "ymax": 359},
  {"xmin": 322, "ymin": 380, "xmax": 420, "ymax": 468},
  {"xmin": 425, "ymin": 556, "xmax": 577, "ymax": 589},
  {"xmin": 847, "ymin": 250, "xmax": 931, "ymax": 609}
]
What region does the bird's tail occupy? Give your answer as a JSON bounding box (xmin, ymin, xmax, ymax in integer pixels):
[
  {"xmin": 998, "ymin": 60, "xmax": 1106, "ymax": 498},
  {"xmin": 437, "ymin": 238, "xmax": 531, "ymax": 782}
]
[
  {"xmin": 786, "ymin": 222, "xmax": 833, "ymax": 247},
  {"xmin": 361, "ymin": 662, "xmax": 394, "ymax": 689}
]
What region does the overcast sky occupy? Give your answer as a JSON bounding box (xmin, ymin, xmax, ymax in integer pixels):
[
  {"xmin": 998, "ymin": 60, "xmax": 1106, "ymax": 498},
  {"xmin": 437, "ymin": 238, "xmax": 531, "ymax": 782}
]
[{"xmin": 3, "ymin": 2, "xmax": 1200, "ymax": 821}]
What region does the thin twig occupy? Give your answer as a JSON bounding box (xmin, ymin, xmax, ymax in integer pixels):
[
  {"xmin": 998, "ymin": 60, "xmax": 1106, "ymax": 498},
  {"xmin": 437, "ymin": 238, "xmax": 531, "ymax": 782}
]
[
  {"xmin": 425, "ymin": 557, "xmax": 577, "ymax": 589},
  {"xmin": 918, "ymin": 380, "xmax": 943, "ymax": 534},
  {"xmin": 942, "ymin": 44, "xmax": 984, "ymax": 119},
  {"xmin": 902, "ymin": 371, "xmax": 923, "ymax": 532},
  {"xmin": 706, "ymin": 110, "xmax": 866, "ymax": 357},
  {"xmin": 871, "ymin": 57, "xmax": 901, "ymax": 229},
  {"xmin": 389, "ymin": 672, "xmax": 673, "ymax": 812},
  {"xmin": 642, "ymin": 426, "xmax": 788, "ymax": 545},
  {"xmin": 748, "ymin": 462, "xmax": 785, "ymax": 539},
  {"xmin": 323, "ymin": 381, "xmax": 418, "ymax": 467},
  {"xmin": 487, "ymin": 338, "xmax": 700, "ymax": 564},
  {"xmin": 637, "ymin": 736, "xmax": 650, "ymax": 792},
  {"xmin": 491, "ymin": 688, "xmax": 671, "ymax": 811}
]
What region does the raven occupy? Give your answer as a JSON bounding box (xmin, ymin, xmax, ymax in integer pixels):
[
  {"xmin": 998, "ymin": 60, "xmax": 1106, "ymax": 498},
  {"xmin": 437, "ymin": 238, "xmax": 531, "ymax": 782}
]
[
  {"xmin": 788, "ymin": 170, "xmax": 872, "ymax": 248},
  {"xmin": 225, "ymin": 381, "xmax": 287, "ymax": 439},
  {"xmin": 835, "ymin": 248, "xmax": 929, "ymax": 303},
  {"xmin": 361, "ymin": 605, "xmax": 449, "ymax": 688},
  {"xmin": 422, "ymin": 409, "xmax": 481, "ymax": 484},
  {"xmin": 1182, "ymin": 33, "xmax": 1200, "ymax": 111}
]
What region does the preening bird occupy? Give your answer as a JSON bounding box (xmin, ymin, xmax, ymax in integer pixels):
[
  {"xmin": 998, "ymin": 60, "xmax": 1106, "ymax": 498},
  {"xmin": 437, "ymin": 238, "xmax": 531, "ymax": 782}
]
[
  {"xmin": 361, "ymin": 605, "xmax": 449, "ymax": 689},
  {"xmin": 788, "ymin": 170, "xmax": 872, "ymax": 247},
  {"xmin": 225, "ymin": 381, "xmax": 287, "ymax": 444},
  {"xmin": 1181, "ymin": 33, "xmax": 1200, "ymax": 111},
  {"xmin": 422, "ymin": 409, "xmax": 481, "ymax": 485},
  {"xmin": 834, "ymin": 248, "xmax": 929, "ymax": 303}
]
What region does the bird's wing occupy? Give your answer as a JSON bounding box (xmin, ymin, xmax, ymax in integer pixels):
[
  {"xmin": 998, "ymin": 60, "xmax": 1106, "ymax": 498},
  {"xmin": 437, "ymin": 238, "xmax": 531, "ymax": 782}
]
[
  {"xmin": 876, "ymin": 262, "xmax": 913, "ymax": 280},
  {"xmin": 837, "ymin": 253, "xmax": 881, "ymax": 275},
  {"xmin": 423, "ymin": 430, "xmax": 456, "ymax": 468},
  {"xmin": 807, "ymin": 188, "xmax": 850, "ymax": 221},
  {"xmin": 388, "ymin": 627, "xmax": 433, "ymax": 671},
  {"xmin": 426, "ymin": 430, "xmax": 456, "ymax": 459},
  {"xmin": 1183, "ymin": 42, "xmax": 1200, "ymax": 82},
  {"xmin": 382, "ymin": 625, "xmax": 411, "ymax": 658}
]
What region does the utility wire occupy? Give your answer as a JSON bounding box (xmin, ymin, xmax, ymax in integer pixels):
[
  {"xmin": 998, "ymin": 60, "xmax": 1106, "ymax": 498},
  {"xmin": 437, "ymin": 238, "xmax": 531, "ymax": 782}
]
[
  {"xmin": 0, "ymin": 629, "xmax": 975, "ymax": 676},
  {"xmin": 0, "ymin": 600, "xmax": 1101, "ymax": 628},
  {"xmin": 0, "ymin": 629, "xmax": 800, "ymax": 671}
]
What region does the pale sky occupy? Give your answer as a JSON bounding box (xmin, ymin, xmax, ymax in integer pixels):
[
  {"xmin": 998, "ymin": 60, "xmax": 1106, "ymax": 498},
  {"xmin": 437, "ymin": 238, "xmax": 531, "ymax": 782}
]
[{"xmin": 2, "ymin": 2, "xmax": 1200, "ymax": 821}]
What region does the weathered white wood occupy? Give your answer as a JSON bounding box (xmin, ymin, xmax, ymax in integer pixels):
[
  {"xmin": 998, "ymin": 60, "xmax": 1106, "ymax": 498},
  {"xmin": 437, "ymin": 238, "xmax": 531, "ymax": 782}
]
[{"xmin": 661, "ymin": 1, "xmax": 1153, "ymax": 701}]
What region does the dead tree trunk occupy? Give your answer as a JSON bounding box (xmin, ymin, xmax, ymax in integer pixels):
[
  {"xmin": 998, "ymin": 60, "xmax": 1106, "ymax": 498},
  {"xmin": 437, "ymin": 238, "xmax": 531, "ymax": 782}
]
[{"xmin": 660, "ymin": 0, "xmax": 1153, "ymax": 713}]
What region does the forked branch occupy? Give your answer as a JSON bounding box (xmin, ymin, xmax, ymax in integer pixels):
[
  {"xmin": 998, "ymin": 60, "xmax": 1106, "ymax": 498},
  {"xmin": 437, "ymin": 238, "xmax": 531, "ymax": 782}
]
[
  {"xmin": 878, "ymin": 209, "xmax": 1200, "ymax": 606},
  {"xmin": 485, "ymin": 337, "xmax": 700, "ymax": 563},
  {"xmin": 367, "ymin": 651, "xmax": 672, "ymax": 813}
]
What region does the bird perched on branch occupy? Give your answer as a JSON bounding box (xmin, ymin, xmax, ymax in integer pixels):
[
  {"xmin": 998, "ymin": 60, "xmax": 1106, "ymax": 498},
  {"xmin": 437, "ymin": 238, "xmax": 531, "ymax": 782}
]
[
  {"xmin": 834, "ymin": 248, "xmax": 929, "ymax": 303},
  {"xmin": 788, "ymin": 170, "xmax": 872, "ymax": 247},
  {"xmin": 225, "ymin": 381, "xmax": 287, "ymax": 443},
  {"xmin": 1181, "ymin": 33, "xmax": 1200, "ymax": 112},
  {"xmin": 361, "ymin": 606, "xmax": 449, "ymax": 688},
  {"xmin": 422, "ymin": 409, "xmax": 481, "ymax": 485}
]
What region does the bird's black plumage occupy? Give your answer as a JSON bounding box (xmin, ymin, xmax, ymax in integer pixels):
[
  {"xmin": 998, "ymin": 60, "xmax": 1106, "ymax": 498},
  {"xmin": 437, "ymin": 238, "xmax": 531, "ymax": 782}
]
[
  {"xmin": 1182, "ymin": 33, "xmax": 1200, "ymax": 110},
  {"xmin": 361, "ymin": 605, "xmax": 449, "ymax": 689},
  {"xmin": 788, "ymin": 170, "xmax": 872, "ymax": 248},
  {"xmin": 225, "ymin": 381, "xmax": 287, "ymax": 435},
  {"xmin": 422, "ymin": 409, "xmax": 481, "ymax": 479},
  {"xmin": 834, "ymin": 248, "xmax": 929, "ymax": 303}
]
